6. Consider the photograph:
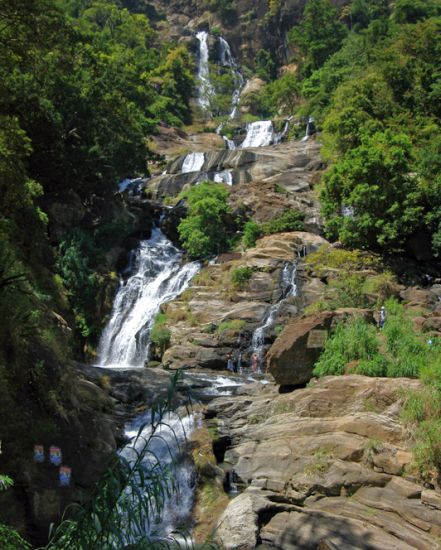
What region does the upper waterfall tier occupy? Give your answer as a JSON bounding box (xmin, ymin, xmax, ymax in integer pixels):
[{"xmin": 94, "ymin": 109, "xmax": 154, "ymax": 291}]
[
  {"xmin": 97, "ymin": 228, "xmax": 199, "ymax": 368},
  {"xmin": 241, "ymin": 121, "xmax": 274, "ymax": 148},
  {"xmin": 196, "ymin": 31, "xmax": 214, "ymax": 110}
]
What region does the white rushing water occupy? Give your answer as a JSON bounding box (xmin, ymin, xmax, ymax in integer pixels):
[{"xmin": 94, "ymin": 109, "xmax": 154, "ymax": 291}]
[
  {"xmin": 213, "ymin": 170, "xmax": 233, "ymax": 185},
  {"xmin": 98, "ymin": 228, "xmax": 200, "ymax": 368},
  {"xmin": 121, "ymin": 411, "xmax": 196, "ymax": 542},
  {"xmin": 241, "ymin": 120, "xmax": 274, "ymax": 148},
  {"xmin": 218, "ymin": 36, "xmax": 244, "ymax": 120},
  {"xmin": 182, "ymin": 152, "xmax": 205, "ymax": 173},
  {"xmin": 196, "ymin": 31, "xmax": 215, "ymax": 110},
  {"xmin": 301, "ymin": 116, "xmax": 315, "ymax": 141},
  {"xmin": 251, "ymin": 262, "xmax": 298, "ymax": 372}
]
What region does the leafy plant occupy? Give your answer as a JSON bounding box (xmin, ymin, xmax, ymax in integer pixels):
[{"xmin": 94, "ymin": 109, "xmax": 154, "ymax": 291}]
[
  {"xmin": 230, "ymin": 266, "xmax": 254, "ymax": 289},
  {"xmin": 178, "ymin": 182, "xmax": 232, "ymax": 260}
]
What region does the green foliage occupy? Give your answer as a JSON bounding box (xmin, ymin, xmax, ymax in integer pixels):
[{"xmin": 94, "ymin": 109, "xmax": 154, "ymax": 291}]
[
  {"xmin": 261, "ymin": 209, "xmax": 304, "ymax": 235},
  {"xmin": 242, "ymin": 211, "xmax": 304, "ymax": 249},
  {"xmin": 243, "ymin": 221, "xmax": 263, "ymax": 249},
  {"xmin": 150, "ymin": 313, "xmax": 171, "ymax": 355},
  {"xmin": 321, "ymin": 131, "xmax": 422, "ymax": 249},
  {"xmin": 217, "ymin": 319, "xmax": 246, "ymax": 333},
  {"xmin": 255, "ymin": 49, "xmax": 277, "ymax": 82},
  {"xmin": 313, "ymin": 317, "xmax": 380, "ymax": 377},
  {"xmin": 393, "ymin": 0, "xmax": 441, "ymax": 24},
  {"xmin": 178, "ymin": 182, "xmax": 232, "ymax": 259},
  {"xmin": 305, "ymin": 244, "xmax": 378, "ymax": 275},
  {"xmin": 289, "ymin": 0, "xmax": 347, "ymax": 76},
  {"xmin": 314, "ymin": 299, "xmax": 438, "ymax": 381},
  {"xmin": 0, "ymin": 523, "xmax": 31, "ymax": 550},
  {"xmin": 230, "ymin": 266, "xmax": 254, "ymax": 289}
]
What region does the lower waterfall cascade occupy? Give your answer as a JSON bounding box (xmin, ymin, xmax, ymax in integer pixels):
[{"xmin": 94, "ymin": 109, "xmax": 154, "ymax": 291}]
[{"xmin": 97, "ymin": 228, "xmax": 200, "ymax": 369}]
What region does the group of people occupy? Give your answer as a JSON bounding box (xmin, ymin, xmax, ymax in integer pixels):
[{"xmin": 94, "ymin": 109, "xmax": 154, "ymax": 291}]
[{"xmin": 226, "ymin": 351, "xmax": 261, "ymax": 375}]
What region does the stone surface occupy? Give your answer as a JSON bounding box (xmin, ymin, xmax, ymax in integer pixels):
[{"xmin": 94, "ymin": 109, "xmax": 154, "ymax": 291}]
[
  {"xmin": 160, "ymin": 232, "xmax": 327, "ymax": 371},
  {"xmin": 267, "ymin": 309, "xmax": 374, "ymax": 386},
  {"xmin": 207, "ymin": 375, "xmax": 441, "ymax": 550}
]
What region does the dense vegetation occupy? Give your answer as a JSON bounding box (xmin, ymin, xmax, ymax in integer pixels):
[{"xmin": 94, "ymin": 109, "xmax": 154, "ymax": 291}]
[
  {"xmin": 0, "ymin": 1, "xmax": 195, "ymax": 545},
  {"xmin": 178, "ymin": 182, "xmax": 233, "ymax": 259},
  {"xmin": 313, "ymin": 301, "xmax": 441, "ymax": 482},
  {"xmin": 256, "ymin": 0, "xmax": 441, "ymax": 255}
]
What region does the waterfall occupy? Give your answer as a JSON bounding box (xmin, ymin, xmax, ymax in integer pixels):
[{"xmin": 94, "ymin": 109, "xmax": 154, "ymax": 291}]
[
  {"xmin": 301, "ymin": 116, "xmax": 315, "ymax": 141},
  {"xmin": 196, "ymin": 31, "xmax": 215, "ymax": 110},
  {"xmin": 273, "ymin": 119, "xmax": 290, "ymax": 144},
  {"xmin": 241, "ymin": 120, "xmax": 274, "ymax": 148},
  {"xmin": 213, "ymin": 170, "xmax": 233, "ymax": 185},
  {"xmin": 182, "ymin": 152, "xmax": 205, "ymax": 173},
  {"xmin": 251, "ymin": 262, "xmax": 297, "ymax": 372},
  {"xmin": 97, "ymin": 228, "xmax": 200, "ymax": 368},
  {"xmin": 218, "ymin": 36, "xmax": 244, "ymax": 120},
  {"xmin": 223, "ymin": 135, "xmax": 236, "ymax": 150},
  {"xmin": 121, "ymin": 411, "xmax": 196, "ymax": 541}
]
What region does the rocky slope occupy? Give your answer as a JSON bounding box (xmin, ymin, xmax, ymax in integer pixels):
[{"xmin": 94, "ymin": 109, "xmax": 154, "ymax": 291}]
[{"xmin": 207, "ymin": 375, "xmax": 441, "ymax": 549}]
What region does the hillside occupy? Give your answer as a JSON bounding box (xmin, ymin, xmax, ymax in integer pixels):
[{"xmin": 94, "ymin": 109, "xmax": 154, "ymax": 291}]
[{"xmin": 0, "ymin": 0, "xmax": 440, "ymax": 548}]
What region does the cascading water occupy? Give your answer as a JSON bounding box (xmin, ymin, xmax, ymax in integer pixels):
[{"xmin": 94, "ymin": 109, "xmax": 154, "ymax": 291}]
[
  {"xmin": 196, "ymin": 31, "xmax": 215, "ymax": 110},
  {"xmin": 251, "ymin": 262, "xmax": 297, "ymax": 372},
  {"xmin": 121, "ymin": 411, "xmax": 196, "ymax": 542},
  {"xmin": 241, "ymin": 120, "xmax": 274, "ymax": 148},
  {"xmin": 301, "ymin": 116, "xmax": 316, "ymax": 141},
  {"xmin": 218, "ymin": 36, "xmax": 244, "ymax": 120},
  {"xmin": 97, "ymin": 228, "xmax": 200, "ymax": 368},
  {"xmin": 182, "ymin": 152, "xmax": 205, "ymax": 173},
  {"xmin": 213, "ymin": 170, "xmax": 233, "ymax": 185}
]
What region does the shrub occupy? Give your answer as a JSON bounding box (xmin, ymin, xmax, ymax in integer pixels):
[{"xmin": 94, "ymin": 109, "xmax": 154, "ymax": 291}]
[
  {"xmin": 262, "ymin": 209, "xmax": 304, "ymax": 234},
  {"xmin": 313, "ymin": 317, "xmax": 380, "ymax": 377},
  {"xmin": 243, "ymin": 220, "xmax": 263, "ymax": 249},
  {"xmin": 0, "ymin": 523, "xmax": 31, "ymax": 550},
  {"xmin": 150, "ymin": 313, "xmax": 171, "ymax": 355},
  {"xmin": 230, "ymin": 266, "xmax": 254, "ymax": 289},
  {"xmin": 178, "ymin": 182, "xmax": 232, "ymax": 259}
]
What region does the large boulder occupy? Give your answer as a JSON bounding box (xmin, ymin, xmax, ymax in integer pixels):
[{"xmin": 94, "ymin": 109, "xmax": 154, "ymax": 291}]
[{"xmin": 267, "ymin": 309, "xmax": 374, "ymax": 386}]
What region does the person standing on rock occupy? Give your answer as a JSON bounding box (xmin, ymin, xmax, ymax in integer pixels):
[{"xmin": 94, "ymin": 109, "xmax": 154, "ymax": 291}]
[
  {"xmin": 227, "ymin": 352, "xmax": 234, "ymax": 372},
  {"xmin": 251, "ymin": 352, "xmax": 258, "ymax": 374}
]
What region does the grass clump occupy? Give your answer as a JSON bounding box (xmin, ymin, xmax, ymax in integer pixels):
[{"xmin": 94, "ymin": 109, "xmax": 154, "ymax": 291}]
[
  {"xmin": 150, "ymin": 312, "xmax": 171, "ymax": 356},
  {"xmin": 217, "ymin": 319, "xmax": 246, "ymax": 333},
  {"xmin": 313, "ymin": 317, "xmax": 379, "ymax": 377},
  {"xmin": 230, "ymin": 266, "xmax": 254, "ymax": 289},
  {"xmin": 242, "ymin": 210, "xmax": 305, "ymax": 249}
]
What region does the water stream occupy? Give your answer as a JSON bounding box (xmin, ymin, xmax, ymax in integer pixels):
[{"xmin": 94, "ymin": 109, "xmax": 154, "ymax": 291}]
[
  {"xmin": 196, "ymin": 31, "xmax": 215, "ymax": 110},
  {"xmin": 97, "ymin": 228, "xmax": 200, "ymax": 368},
  {"xmin": 251, "ymin": 262, "xmax": 298, "ymax": 372}
]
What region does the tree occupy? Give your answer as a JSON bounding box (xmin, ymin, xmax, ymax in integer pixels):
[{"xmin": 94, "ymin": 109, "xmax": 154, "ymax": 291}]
[
  {"xmin": 178, "ymin": 183, "xmax": 232, "ymax": 259},
  {"xmin": 321, "ymin": 131, "xmax": 423, "ymax": 249},
  {"xmin": 393, "ymin": 0, "xmax": 441, "ymax": 25},
  {"xmin": 288, "ymin": 0, "xmax": 347, "ymax": 76}
]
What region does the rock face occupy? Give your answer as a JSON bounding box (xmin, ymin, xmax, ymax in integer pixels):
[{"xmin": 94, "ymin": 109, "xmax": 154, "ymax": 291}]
[
  {"xmin": 208, "ymin": 375, "xmax": 441, "ymax": 549},
  {"xmin": 161, "ymin": 232, "xmax": 327, "ymax": 370},
  {"xmin": 267, "ymin": 309, "xmax": 374, "ymax": 386}
]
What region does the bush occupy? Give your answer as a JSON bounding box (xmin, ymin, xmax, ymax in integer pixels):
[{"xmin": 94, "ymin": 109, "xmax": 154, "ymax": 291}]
[
  {"xmin": 262, "ymin": 209, "xmax": 304, "ymax": 234},
  {"xmin": 217, "ymin": 319, "xmax": 246, "ymax": 333},
  {"xmin": 0, "ymin": 523, "xmax": 31, "ymax": 550},
  {"xmin": 150, "ymin": 313, "xmax": 171, "ymax": 356},
  {"xmin": 178, "ymin": 182, "xmax": 232, "ymax": 259},
  {"xmin": 230, "ymin": 266, "xmax": 254, "ymax": 289},
  {"xmin": 313, "ymin": 317, "xmax": 380, "ymax": 377},
  {"xmin": 243, "ymin": 221, "xmax": 263, "ymax": 249}
]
